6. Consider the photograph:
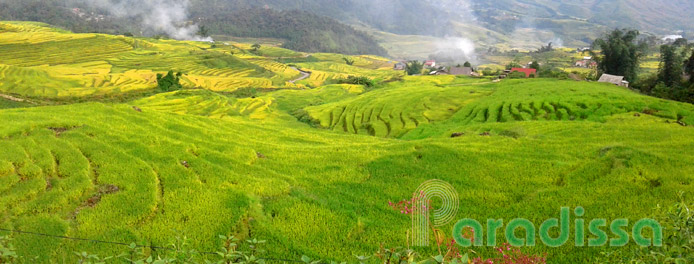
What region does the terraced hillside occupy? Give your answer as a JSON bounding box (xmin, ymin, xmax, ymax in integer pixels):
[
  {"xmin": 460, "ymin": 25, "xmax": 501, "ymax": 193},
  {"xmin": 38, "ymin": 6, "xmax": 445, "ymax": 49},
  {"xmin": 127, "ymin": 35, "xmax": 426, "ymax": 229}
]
[
  {"xmin": 0, "ymin": 22, "xmax": 397, "ymax": 97},
  {"xmin": 1, "ymin": 22, "xmax": 694, "ymax": 264}
]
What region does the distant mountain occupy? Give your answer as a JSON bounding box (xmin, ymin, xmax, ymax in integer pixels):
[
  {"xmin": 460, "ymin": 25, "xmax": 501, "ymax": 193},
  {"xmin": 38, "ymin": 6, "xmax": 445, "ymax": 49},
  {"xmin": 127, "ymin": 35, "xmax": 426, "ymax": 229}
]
[
  {"xmin": 202, "ymin": 8, "xmax": 387, "ymax": 55},
  {"xmin": 1, "ymin": 0, "xmax": 692, "ymax": 55},
  {"xmin": 193, "ymin": 0, "xmax": 694, "ymax": 45},
  {"xmin": 0, "ymin": 0, "xmax": 387, "ymax": 56}
]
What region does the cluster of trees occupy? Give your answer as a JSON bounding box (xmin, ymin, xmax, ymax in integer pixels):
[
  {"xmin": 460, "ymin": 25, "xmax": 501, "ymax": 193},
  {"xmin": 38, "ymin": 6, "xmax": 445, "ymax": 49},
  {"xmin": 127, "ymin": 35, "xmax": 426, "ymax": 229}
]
[
  {"xmin": 640, "ymin": 42, "xmax": 694, "ymax": 103},
  {"xmin": 536, "ymin": 42, "xmax": 554, "ymax": 53},
  {"xmin": 405, "ymin": 61, "xmax": 424, "ymax": 76},
  {"xmin": 156, "ymin": 71, "xmax": 184, "ymax": 92},
  {"xmin": 592, "ymin": 29, "xmax": 694, "ymax": 103},
  {"xmin": 591, "ymin": 29, "xmax": 643, "ymax": 83}
]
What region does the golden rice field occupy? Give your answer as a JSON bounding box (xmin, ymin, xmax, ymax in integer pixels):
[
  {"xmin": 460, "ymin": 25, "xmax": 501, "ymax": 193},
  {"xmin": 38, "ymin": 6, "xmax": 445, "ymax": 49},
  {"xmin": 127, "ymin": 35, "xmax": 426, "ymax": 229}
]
[
  {"xmin": 0, "ymin": 21, "xmax": 396, "ymax": 98},
  {"xmin": 1, "ymin": 21, "xmax": 694, "ymax": 264}
]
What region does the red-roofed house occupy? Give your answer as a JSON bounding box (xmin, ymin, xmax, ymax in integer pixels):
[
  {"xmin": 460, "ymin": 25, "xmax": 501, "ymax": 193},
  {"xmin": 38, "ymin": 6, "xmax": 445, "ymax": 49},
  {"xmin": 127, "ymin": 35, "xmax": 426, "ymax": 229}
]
[
  {"xmin": 424, "ymin": 60, "xmax": 436, "ymax": 68},
  {"xmin": 510, "ymin": 68, "xmax": 537, "ymax": 78}
]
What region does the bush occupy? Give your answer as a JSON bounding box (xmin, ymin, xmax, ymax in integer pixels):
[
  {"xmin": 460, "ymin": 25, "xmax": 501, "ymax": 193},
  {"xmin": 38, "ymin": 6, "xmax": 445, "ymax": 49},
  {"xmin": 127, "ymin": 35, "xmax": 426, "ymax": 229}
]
[
  {"xmin": 336, "ymin": 76, "xmax": 375, "ymax": 87},
  {"xmin": 156, "ymin": 71, "xmax": 183, "ymax": 92}
]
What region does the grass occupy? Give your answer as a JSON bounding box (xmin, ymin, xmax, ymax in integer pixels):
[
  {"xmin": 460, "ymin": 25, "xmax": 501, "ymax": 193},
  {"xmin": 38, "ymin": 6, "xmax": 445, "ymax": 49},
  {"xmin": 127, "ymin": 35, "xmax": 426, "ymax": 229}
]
[{"xmin": 1, "ymin": 21, "xmax": 694, "ymax": 264}]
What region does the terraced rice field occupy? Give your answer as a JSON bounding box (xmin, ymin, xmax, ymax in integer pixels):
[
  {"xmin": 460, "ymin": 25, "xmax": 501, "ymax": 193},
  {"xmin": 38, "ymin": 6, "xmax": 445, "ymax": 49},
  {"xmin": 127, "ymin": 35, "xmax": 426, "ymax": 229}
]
[
  {"xmin": 305, "ymin": 76, "xmax": 491, "ymax": 137},
  {"xmin": 2, "ymin": 21, "xmax": 694, "ymax": 264},
  {"xmin": 0, "ymin": 22, "xmax": 390, "ymax": 97}
]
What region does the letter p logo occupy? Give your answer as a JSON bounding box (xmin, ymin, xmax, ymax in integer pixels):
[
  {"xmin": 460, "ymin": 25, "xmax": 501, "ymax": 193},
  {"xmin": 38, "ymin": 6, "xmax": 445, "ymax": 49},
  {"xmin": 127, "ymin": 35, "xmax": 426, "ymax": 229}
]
[{"xmin": 412, "ymin": 179, "xmax": 459, "ymax": 246}]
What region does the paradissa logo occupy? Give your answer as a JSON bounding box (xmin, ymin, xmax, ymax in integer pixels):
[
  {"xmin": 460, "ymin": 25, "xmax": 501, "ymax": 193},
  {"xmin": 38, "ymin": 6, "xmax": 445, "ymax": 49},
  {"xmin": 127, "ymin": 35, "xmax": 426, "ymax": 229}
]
[
  {"xmin": 411, "ymin": 180, "xmax": 663, "ymax": 248},
  {"xmin": 452, "ymin": 207, "xmax": 662, "ymax": 248}
]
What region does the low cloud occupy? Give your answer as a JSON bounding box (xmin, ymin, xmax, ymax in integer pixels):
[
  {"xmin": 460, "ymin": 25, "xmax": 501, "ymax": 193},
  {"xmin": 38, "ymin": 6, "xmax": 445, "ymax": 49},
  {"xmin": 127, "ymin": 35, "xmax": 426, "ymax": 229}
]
[{"xmin": 84, "ymin": 0, "xmax": 211, "ymax": 41}]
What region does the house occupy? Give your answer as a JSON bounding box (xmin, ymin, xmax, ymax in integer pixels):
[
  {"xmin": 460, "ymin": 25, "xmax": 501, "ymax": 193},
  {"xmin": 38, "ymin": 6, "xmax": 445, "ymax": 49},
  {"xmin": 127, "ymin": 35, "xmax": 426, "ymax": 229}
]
[
  {"xmin": 662, "ymin": 35, "xmax": 684, "ymax": 43},
  {"xmin": 499, "ymin": 70, "xmax": 512, "ymax": 79},
  {"xmin": 510, "ymin": 68, "xmax": 537, "ymax": 78},
  {"xmin": 575, "ymin": 59, "xmax": 597, "ymax": 68},
  {"xmin": 394, "ymin": 62, "xmax": 407, "ymax": 71},
  {"xmin": 598, "ymin": 74, "xmax": 629, "ymax": 88},
  {"xmin": 424, "ymin": 60, "xmax": 436, "ymax": 68},
  {"xmin": 448, "ymin": 67, "xmax": 474, "ymax": 76}
]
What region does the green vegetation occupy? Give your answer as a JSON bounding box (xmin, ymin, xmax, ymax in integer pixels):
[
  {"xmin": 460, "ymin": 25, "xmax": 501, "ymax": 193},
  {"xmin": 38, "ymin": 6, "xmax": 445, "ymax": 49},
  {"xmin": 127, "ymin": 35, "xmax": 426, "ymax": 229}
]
[
  {"xmin": 595, "ymin": 195, "xmax": 694, "ymax": 263},
  {"xmin": 405, "ymin": 61, "xmax": 423, "ymax": 76},
  {"xmin": 205, "ymin": 8, "xmax": 387, "ymax": 56},
  {"xmin": 1, "ymin": 21, "xmax": 694, "ymax": 264},
  {"xmin": 156, "ymin": 71, "xmax": 183, "ymax": 92},
  {"xmin": 591, "ymin": 29, "xmax": 643, "ymax": 82}
]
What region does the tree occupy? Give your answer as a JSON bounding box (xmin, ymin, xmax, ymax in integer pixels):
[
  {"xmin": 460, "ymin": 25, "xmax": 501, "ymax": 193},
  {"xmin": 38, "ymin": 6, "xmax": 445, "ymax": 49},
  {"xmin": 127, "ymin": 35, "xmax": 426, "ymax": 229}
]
[
  {"xmin": 685, "ymin": 51, "xmax": 694, "ymax": 83},
  {"xmin": 658, "ymin": 44, "xmax": 684, "ymax": 88},
  {"xmin": 537, "ymin": 42, "xmax": 553, "ymax": 53},
  {"xmin": 463, "ymin": 61, "xmax": 471, "ymax": 67},
  {"xmin": 673, "ymin": 38, "xmax": 688, "ymax": 48},
  {"xmin": 505, "ymin": 61, "xmax": 522, "ymax": 70},
  {"xmin": 530, "ymin": 61, "xmax": 540, "ymax": 71},
  {"xmin": 342, "ymin": 57, "xmax": 355, "ymax": 65},
  {"xmin": 251, "ymin": 43, "xmax": 261, "ymax": 52},
  {"xmin": 592, "ymin": 29, "xmax": 644, "ymax": 83},
  {"xmin": 405, "ymin": 61, "xmax": 423, "ymax": 76},
  {"xmin": 156, "ymin": 71, "xmax": 183, "ymax": 92},
  {"xmin": 197, "ymin": 25, "xmax": 209, "ymax": 38}
]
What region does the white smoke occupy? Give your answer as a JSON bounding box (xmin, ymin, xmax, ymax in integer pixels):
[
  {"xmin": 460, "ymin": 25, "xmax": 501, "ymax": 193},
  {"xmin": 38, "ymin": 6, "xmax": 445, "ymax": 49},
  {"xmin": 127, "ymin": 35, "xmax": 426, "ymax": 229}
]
[
  {"xmin": 430, "ymin": 37, "xmax": 477, "ymax": 64},
  {"xmin": 86, "ymin": 0, "xmax": 212, "ymax": 41},
  {"xmin": 427, "ymin": 0, "xmax": 478, "ymax": 63}
]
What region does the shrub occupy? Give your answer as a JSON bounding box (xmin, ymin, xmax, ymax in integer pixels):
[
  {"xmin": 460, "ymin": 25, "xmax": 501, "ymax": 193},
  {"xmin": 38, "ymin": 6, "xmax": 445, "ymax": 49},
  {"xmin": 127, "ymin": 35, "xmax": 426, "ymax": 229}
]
[
  {"xmin": 342, "ymin": 57, "xmax": 355, "ymax": 65},
  {"xmin": 336, "ymin": 76, "xmax": 375, "ymax": 87}
]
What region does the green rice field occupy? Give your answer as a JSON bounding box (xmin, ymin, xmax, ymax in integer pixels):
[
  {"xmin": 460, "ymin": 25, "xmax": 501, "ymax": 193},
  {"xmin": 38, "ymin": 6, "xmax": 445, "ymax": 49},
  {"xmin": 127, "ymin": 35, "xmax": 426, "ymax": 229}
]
[{"xmin": 1, "ymin": 21, "xmax": 693, "ymax": 263}]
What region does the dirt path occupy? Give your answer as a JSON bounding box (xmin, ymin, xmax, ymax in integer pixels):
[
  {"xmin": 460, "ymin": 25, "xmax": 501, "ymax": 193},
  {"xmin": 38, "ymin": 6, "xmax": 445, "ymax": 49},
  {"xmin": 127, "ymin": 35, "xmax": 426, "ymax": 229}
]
[
  {"xmin": 0, "ymin": 93, "xmax": 26, "ymax": 102},
  {"xmin": 0, "ymin": 93, "xmax": 36, "ymax": 105},
  {"xmin": 289, "ymin": 67, "xmax": 311, "ymax": 84}
]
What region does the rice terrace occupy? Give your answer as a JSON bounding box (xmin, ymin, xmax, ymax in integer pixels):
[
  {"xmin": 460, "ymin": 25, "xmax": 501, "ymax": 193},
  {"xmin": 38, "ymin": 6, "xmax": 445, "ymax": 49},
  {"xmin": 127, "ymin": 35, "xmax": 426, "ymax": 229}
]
[{"xmin": 1, "ymin": 0, "xmax": 694, "ymax": 263}]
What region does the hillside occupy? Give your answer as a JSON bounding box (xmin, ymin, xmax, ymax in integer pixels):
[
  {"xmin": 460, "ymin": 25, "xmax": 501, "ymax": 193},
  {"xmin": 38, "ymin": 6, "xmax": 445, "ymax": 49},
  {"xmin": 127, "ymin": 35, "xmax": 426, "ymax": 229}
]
[
  {"xmin": 2, "ymin": 0, "xmax": 692, "ymax": 57},
  {"xmin": 0, "ymin": 0, "xmax": 387, "ymax": 56},
  {"xmin": 1, "ymin": 22, "xmax": 694, "ymax": 263},
  {"xmin": 202, "ymin": 9, "xmax": 388, "ymax": 56},
  {"xmin": 0, "ymin": 21, "xmax": 393, "ymax": 98}
]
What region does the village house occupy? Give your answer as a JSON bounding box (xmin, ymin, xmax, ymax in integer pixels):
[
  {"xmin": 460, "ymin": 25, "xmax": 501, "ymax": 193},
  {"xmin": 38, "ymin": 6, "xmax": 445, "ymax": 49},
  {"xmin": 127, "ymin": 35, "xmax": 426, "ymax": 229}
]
[
  {"xmin": 424, "ymin": 60, "xmax": 436, "ymax": 68},
  {"xmin": 575, "ymin": 57, "xmax": 597, "ymax": 68},
  {"xmin": 510, "ymin": 68, "xmax": 537, "ymax": 78},
  {"xmin": 598, "ymin": 74, "xmax": 629, "ymax": 88},
  {"xmin": 449, "ymin": 66, "xmax": 479, "ymax": 76},
  {"xmin": 499, "ymin": 69, "xmax": 512, "ymax": 79},
  {"xmin": 429, "ymin": 66, "xmax": 480, "ymax": 77},
  {"xmin": 393, "ymin": 62, "xmax": 406, "ymax": 70}
]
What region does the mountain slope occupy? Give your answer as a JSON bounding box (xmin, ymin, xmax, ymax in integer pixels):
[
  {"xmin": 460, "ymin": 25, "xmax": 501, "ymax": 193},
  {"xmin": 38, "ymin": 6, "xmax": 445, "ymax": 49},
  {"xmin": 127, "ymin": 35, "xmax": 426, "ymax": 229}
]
[{"xmin": 202, "ymin": 8, "xmax": 387, "ymax": 56}]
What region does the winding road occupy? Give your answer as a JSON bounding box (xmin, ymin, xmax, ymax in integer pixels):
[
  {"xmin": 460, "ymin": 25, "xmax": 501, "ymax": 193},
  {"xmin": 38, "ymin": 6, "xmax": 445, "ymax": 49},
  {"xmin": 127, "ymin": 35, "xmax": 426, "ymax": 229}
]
[{"xmin": 289, "ymin": 67, "xmax": 311, "ymax": 84}]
